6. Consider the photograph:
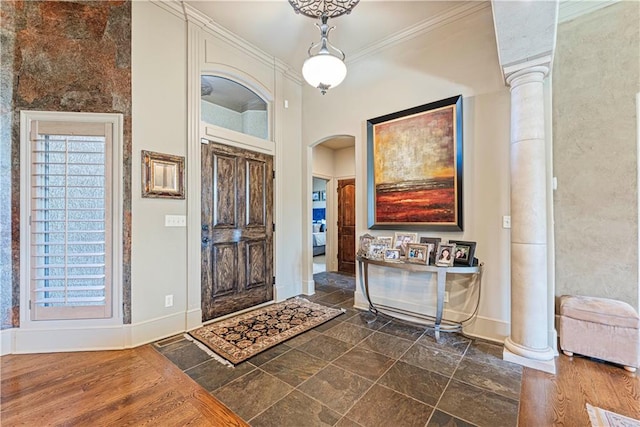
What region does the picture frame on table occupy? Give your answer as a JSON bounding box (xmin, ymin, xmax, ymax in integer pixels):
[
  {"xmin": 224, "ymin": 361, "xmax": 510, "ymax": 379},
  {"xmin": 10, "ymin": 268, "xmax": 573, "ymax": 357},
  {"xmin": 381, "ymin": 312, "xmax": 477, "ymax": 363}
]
[
  {"xmin": 449, "ymin": 240, "xmax": 477, "ymax": 266},
  {"xmin": 376, "ymin": 236, "xmax": 393, "ymax": 249},
  {"xmin": 435, "ymin": 243, "xmax": 456, "ymax": 267},
  {"xmin": 358, "ymin": 234, "xmax": 375, "ymax": 257},
  {"xmin": 368, "ymin": 242, "xmax": 387, "ymax": 261},
  {"xmin": 406, "ymin": 244, "xmax": 430, "ymax": 265},
  {"xmin": 393, "ymin": 232, "xmax": 418, "ymax": 256},
  {"xmin": 384, "ymin": 248, "xmax": 402, "ymax": 262},
  {"xmin": 419, "ymin": 237, "xmax": 441, "ymax": 264}
]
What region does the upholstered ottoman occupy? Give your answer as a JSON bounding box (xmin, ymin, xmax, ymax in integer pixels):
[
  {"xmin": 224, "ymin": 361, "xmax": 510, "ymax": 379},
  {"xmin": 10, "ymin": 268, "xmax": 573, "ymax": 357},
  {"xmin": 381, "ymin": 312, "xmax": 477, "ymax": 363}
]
[{"xmin": 559, "ymin": 295, "xmax": 639, "ymax": 372}]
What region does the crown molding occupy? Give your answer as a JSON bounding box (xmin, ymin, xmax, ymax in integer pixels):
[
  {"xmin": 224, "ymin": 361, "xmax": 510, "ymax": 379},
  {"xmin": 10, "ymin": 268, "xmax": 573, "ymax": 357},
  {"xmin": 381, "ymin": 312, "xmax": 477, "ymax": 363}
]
[
  {"xmin": 558, "ymin": 0, "xmax": 620, "ymax": 23},
  {"xmin": 148, "ymin": 1, "xmax": 493, "ymax": 83},
  {"xmin": 347, "ymin": 1, "xmax": 491, "ymax": 64},
  {"xmin": 149, "ymin": 0, "xmax": 184, "ymax": 19},
  {"xmin": 149, "ymin": 1, "xmax": 302, "ymax": 85}
]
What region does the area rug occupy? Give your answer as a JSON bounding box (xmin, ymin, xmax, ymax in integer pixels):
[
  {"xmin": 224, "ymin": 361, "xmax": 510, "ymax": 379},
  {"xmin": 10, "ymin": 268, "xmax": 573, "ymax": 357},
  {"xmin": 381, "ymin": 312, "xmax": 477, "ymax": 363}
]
[
  {"xmin": 188, "ymin": 297, "xmax": 344, "ymax": 365},
  {"xmin": 587, "ymin": 403, "xmax": 640, "ymax": 427}
]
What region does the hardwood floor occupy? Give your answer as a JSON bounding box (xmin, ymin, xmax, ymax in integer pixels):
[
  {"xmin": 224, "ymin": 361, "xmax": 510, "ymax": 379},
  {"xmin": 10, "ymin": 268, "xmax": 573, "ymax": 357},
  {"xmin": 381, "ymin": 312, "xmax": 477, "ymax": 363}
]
[
  {"xmin": 1, "ymin": 345, "xmax": 247, "ymax": 426},
  {"xmin": 1, "ymin": 344, "xmax": 638, "ymax": 426},
  {"xmin": 519, "ymin": 354, "xmax": 640, "ymax": 426}
]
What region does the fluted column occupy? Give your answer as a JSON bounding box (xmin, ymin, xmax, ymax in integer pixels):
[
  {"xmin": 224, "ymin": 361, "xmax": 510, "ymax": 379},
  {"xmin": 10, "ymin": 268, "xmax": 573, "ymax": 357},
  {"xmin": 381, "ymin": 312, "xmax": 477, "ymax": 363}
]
[{"xmin": 504, "ymin": 66, "xmax": 555, "ymax": 364}]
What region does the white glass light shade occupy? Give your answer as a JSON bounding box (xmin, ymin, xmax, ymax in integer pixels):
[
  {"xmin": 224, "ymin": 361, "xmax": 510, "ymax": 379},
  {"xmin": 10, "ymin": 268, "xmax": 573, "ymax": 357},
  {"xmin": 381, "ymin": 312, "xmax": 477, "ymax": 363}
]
[{"xmin": 302, "ymin": 53, "xmax": 347, "ymax": 90}]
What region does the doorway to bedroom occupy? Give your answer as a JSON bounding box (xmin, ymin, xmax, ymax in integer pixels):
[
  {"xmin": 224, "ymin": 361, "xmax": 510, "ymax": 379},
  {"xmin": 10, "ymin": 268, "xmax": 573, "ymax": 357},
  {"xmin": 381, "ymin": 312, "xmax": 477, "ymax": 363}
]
[{"xmin": 312, "ymin": 176, "xmax": 328, "ymax": 274}]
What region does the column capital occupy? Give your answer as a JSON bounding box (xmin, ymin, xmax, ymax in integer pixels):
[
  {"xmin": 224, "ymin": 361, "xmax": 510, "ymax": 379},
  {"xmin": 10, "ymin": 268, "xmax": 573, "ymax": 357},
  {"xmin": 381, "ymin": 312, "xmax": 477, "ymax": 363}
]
[{"xmin": 506, "ymin": 65, "xmax": 549, "ymax": 89}]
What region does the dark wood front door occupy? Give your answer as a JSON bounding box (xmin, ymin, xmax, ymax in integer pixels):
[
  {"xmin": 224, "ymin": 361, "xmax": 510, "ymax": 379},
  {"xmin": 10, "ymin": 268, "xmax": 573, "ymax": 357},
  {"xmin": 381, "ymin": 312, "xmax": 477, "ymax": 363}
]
[
  {"xmin": 201, "ymin": 142, "xmax": 273, "ymax": 321},
  {"xmin": 337, "ymin": 178, "xmax": 356, "ymax": 274}
]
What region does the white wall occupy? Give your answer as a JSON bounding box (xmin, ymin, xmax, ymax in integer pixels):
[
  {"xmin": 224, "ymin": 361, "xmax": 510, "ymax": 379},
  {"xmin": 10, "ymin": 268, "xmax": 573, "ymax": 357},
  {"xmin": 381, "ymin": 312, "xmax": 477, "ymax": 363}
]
[
  {"xmin": 313, "ymin": 145, "xmax": 335, "ymax": 177},
  {"xmin": 130, "ymin": 2, "xmax": 188, "ymax": 341},
  {"xmin": 302, "ymin": 6, "xmax": 512, "ymax": 342},
  {"xmin": 334, "ymin": 146, "xmax": 355, "ymax": 178}
]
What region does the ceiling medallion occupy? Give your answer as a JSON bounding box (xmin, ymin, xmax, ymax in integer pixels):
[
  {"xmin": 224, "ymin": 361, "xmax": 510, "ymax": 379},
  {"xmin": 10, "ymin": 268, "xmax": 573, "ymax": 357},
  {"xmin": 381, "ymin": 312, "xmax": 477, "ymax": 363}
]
[{"xmin": 288, "ymin": 0, "xmax": 360, "ymax": 94}]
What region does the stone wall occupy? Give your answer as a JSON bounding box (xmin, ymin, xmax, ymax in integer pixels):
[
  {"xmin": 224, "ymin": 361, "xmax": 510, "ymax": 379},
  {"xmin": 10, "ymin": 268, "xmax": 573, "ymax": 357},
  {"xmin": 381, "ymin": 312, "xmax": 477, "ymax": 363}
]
[
  {"xmin": 0, "ymin": 0, "xmax": 132, "ymax": 327},
  {"xmin": 553, "ymin": 2, "xmax": 640, "ymax": 308}
]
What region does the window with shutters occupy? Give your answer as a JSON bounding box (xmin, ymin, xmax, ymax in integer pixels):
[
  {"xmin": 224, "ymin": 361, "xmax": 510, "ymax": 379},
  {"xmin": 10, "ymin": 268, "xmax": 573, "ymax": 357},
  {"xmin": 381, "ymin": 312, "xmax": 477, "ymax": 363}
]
[{"xmin": 20, "ymin": 111, "xmax": 122, "ymax": 322}]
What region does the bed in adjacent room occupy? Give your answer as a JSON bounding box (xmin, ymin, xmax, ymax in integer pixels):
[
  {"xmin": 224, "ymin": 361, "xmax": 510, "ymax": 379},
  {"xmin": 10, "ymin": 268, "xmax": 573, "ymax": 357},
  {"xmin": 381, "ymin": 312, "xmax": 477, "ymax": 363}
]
[{"xmin": 312, "ymin": 223, "xmax": 326, "ymax": 256}]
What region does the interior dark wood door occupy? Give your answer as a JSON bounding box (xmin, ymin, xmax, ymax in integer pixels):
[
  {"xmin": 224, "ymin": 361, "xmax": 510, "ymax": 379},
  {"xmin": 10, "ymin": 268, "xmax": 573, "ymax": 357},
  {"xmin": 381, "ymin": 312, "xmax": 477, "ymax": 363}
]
[
  {"xmin": 201, "ymin": 142, "xmax": 273, "ymax": 321},
  {"xmin": 337, "ymin": 178, "xmax": 356, "ymax": 274}
]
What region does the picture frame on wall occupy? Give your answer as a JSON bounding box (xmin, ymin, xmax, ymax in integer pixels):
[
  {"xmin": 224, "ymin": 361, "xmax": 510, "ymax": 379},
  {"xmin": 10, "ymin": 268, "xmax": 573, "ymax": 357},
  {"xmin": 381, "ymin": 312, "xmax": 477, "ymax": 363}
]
[
  {"xmin": 142, "ymin": 150, "xmax": 185, "ymax": 199},
  {"xmin": 449, "ymin": 240, "xmax": 477, "ymax": 266},
  {"xmin": 312, "ymin": 191, "xmax": 320, "ymax": 201},
  {"xmin": 366, "ymin": 95, "xmax": 463, "ymax": 231}
]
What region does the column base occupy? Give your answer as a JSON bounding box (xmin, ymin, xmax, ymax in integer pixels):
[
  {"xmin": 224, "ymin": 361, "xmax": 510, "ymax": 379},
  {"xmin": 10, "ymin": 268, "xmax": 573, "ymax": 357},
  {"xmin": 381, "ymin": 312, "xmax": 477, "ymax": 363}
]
[{"xmin": 504, "ymin": 337, "xmax": 557, "ymax": 374}]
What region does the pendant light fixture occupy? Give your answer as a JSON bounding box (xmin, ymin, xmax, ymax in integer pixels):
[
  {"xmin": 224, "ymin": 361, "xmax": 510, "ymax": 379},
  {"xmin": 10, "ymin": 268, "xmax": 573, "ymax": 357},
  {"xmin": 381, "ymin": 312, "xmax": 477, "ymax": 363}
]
[{"xmin": 288, "ymin": 0, "xmax": 360, "ymax": 95}]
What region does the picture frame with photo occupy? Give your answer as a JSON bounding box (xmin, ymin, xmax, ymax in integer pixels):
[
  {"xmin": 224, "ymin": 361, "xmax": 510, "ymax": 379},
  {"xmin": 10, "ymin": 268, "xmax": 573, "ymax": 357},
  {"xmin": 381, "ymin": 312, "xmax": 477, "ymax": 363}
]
[
  {"xmin": 384, "ymin": 248, "xmax": 402, "ymax": 262},
  {"xmin": 376, "ymin": 236, "xmax": 393, "ymax": 249},
  {"xmin": 419, "ymin": 237, "xmax": 442, "ymax": 264},
  {"xmin": 393, "ymin": 232, "xmax": 418, "ymax": 256},
  {"xmin": 368, "ymin": 242, "xmax": 387, "ymax": 261},
  {"xmin": 406, "ymin": 244, "xmax": 430, "ymax": 264},
  {"xmin": 142, "ymin": 150, "xmax": 185, "ymax": 199},
  {"xmin": 449, "ymin": 240, "xmax": 477, "ymax": 266},
  {"xmin": 358, "ymin": 234, "xmax": 376, "ymax": 257},
  {"xmin": 435, "ymin": 243, "xmax": 456, "ymax": 267}
]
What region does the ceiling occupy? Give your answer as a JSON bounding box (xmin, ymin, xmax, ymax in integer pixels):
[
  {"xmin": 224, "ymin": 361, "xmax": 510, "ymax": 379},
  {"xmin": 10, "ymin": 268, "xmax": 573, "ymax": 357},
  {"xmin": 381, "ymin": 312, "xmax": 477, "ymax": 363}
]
[
  {"xmin": 188, "ymin": 1, "xmax": 473, "ymax": 151},
  {"xmin": 184, "ymin": 1, "xmax": 467, "ymax": 72}
]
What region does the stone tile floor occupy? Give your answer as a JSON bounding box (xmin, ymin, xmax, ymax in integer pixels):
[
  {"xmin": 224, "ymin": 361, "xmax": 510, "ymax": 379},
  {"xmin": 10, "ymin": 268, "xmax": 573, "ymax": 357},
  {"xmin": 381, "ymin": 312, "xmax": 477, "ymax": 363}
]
[{"xmin": 154, "ymin": 272, "xmax": 522, "ymax": 427}]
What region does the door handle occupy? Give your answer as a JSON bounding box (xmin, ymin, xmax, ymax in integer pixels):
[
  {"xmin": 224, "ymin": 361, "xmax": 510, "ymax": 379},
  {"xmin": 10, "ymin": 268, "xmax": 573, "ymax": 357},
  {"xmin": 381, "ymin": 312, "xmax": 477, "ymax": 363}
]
[{"xmin": 202, "ymin": 236, "xmax": 210, "ymax": 245}]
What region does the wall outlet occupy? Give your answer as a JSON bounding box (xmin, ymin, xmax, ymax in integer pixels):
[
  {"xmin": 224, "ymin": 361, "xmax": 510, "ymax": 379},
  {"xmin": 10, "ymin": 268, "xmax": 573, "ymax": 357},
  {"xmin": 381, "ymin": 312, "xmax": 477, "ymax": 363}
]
[
  {"xmin": 165, "ymin": 294, "xmax": 173, "ymax": 307},
  {"xmin": 444, "ymin": 291, "xmax": 449, "ymax": 303},
  {"xmin": 165, "ymin": 215, "xmax": 186, "ymax": 227}
]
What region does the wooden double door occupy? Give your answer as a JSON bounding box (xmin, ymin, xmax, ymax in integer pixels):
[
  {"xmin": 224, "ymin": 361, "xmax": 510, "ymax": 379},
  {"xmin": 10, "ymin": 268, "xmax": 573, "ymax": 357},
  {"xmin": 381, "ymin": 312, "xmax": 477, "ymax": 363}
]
[{"xmin": 201, "ymin": 142, "xmax": 273, "ymax": 321}]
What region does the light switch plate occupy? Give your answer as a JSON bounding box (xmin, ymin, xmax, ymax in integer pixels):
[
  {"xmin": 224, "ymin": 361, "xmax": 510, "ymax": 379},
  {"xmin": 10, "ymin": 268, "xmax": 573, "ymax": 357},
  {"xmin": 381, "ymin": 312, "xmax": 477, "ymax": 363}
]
[
  {"xmin": 502, "ymin": 215, "xmax": 511, "ymax": 229},
  {"xmin": 165, "ymin": 215, "xmax": 186, "ymax": 227}
]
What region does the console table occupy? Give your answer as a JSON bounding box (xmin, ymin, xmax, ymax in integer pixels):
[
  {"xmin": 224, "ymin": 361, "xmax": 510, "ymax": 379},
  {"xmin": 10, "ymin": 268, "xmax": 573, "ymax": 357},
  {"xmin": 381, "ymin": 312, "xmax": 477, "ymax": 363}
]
[{"xmin": 357, "ymin": 256, "xmax": 481, "ymax": 339}]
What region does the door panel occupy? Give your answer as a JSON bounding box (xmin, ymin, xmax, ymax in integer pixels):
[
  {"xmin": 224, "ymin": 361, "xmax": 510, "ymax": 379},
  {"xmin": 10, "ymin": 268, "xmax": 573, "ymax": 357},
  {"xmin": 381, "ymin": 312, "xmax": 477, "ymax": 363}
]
[
  {"xmin": 246, "ymin": 159, "xmax": 266, "ymax": 226},
  {"xmin": 202, "ymin": 142, "xmax": 273, "ymax": 321},
  {"xmin": 212, "ymin": 243, "xmax": 237, "ymax": 297},
  {"xmin": 246, "ymin": 240, "xmax": 267, "ymax": 289},
  {"xmin": 213, "ymin": 154, "xmax": 238, "ymax": 227},
  {"xmin": 338, "ymin": 178, "xmax": 356, "ymax": 274}
]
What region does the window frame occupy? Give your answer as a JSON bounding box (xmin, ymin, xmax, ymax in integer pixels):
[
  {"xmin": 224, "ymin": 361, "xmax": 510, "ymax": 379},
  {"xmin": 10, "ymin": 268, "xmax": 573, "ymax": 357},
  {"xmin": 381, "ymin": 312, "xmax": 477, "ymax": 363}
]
[{"xmin": 20, "ymin": 111, "xmax": 123, "ymax": 327}]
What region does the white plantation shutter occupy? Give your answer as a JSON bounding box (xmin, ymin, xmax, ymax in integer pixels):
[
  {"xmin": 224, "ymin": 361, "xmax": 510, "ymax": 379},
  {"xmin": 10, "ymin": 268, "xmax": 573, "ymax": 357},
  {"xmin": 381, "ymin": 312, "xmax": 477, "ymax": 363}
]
[{"xmin": 29, "ymin": 120, "xmax": 113, "ymax": 320}]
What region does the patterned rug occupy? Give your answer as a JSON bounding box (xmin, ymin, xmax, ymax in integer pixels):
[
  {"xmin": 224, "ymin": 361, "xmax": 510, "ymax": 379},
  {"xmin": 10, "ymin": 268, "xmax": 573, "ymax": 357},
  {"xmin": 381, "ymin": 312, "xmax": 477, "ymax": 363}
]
[
  {"xmin": 188, "ymin": 297, "xmax": 344, "ymax": 365},
  {"xmin": 587, "ymin": 403, "xmax": 640, "ymax": 427}
]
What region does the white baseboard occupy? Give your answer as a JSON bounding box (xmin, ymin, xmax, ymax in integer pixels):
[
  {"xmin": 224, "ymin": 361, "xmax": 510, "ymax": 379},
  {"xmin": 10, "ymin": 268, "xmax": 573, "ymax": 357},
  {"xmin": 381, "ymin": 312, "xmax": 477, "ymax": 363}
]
[
  {"xmin": 1, "ymin": 311, "xmax": 187, "ymax": 355},
  {"xmin": 1, "ymin": 328, "xmax": 14, "ymax": 356},
  {"xmin": 129, "ymin": 311, "xmax": 186, "ymax": 346},
  {"xmin": 503, "ymin": 347, "xmax": 557, "ymax": 374},
  {"xmin": 353, "ymin": 293, "xmax": 510, "ymax": 343},
  {"xmin": 186, "ymin": 307, "xmax": 203, "ymax": 331},
  {"xmin": 301, "ymin": 279, "xmax": 315, "ymax": 296}
]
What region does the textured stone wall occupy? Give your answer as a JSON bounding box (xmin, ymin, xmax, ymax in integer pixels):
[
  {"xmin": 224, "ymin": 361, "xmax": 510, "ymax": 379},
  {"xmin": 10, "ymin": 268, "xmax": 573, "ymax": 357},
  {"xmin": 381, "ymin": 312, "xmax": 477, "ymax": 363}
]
[
  {"xmin": 1, "ymin": 0, "xmax": 132, "ymax": 327},
  {"xmin": 553, "ymin": 2, "xmax": 640, "ymax": 308}
]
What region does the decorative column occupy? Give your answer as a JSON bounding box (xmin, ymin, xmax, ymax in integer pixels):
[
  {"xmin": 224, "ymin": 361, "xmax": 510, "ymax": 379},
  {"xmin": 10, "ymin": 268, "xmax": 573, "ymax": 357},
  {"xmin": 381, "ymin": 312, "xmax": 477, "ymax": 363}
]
[{"xmin": 503, "ymin": 66, "xmax": 555, "ymax": 371}]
